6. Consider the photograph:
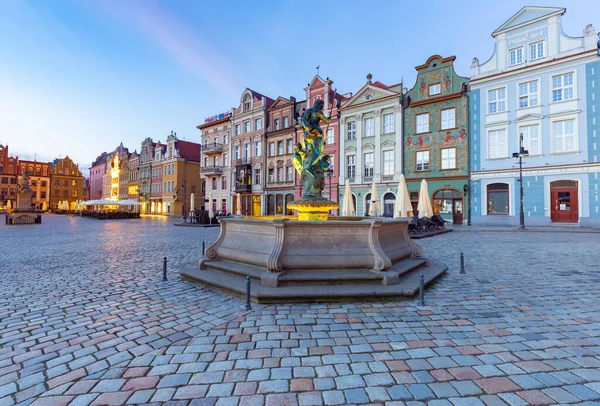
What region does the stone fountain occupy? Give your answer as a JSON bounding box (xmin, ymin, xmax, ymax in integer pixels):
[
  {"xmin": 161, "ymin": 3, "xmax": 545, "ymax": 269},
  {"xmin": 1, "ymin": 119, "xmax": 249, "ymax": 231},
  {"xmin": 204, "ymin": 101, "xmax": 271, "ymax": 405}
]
[
  {"xmin": 6, "ymin": 172, "xmax": 42, "ymax": 225},
  {"xmin": 181, "ymin": 100, "xmax": 447, "ymax": 302}
]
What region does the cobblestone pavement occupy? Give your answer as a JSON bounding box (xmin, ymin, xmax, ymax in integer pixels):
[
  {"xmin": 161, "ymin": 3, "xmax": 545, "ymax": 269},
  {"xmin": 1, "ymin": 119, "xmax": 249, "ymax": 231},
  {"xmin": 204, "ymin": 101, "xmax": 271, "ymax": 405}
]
[{"xmin": 1, "ymin": 215, "xmax": 599, "ymax": 406}]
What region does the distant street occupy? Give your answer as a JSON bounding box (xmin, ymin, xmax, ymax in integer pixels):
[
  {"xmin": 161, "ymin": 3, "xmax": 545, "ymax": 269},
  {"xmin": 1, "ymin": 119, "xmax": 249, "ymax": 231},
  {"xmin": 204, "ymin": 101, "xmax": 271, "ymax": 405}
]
[{"xmin": 1, "ymin": 215, "xmax": 599, "ymax": 405}]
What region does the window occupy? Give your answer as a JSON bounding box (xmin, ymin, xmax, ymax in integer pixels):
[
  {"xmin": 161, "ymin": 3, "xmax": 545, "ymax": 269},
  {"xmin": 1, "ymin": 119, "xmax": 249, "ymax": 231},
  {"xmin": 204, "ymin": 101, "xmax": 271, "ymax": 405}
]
[
  {"xmin": 283, "ymin": 117, "xmax": 289, "ymax": 128},
  {"xmin": 269, "ymin": 142, "xmax": 275, "ymax": 157},
  {"xmin": 244, "ymin": 121, "xmax": 250, "ymax": 133},
  {"xmin": 287, "ymin": 166, "xmax": 293, "ymax": 181},
  {"xmin": 416, "ymin": 113, "xmax": 429, "ymax": 133},
  {"xmin": 235, "ymin": 125, "xmax": 240, "ymax": 136},
  {"xmin": 441, "ymin": 108, "xmax": 455, "ymax": 130},
  {"xmin": 244, "ymin": 143, "xmax": 250, "ymax": 159},
  {"xmin": 383, "ymin": 113, "xmax": 394, "ymax": 134},
  {"xmin": 416, "ymin": 151, "xmax": 429, "ymax": 171},
  {"xmin": 274, "ymin": 119, "xmax": 280, "ymax": 130},
  {"xmin": 487, "ymin": 183, "xmax": 509, "ymax": 215},
  {"xmin": 441, "ymin": 148, "xmax": 456, "ymax": 169},
  {"xmin": 234, "ymin": 145, "xmax": 240, "ymax": 160},
  {"xmin": 254, "ymin": 168, "xmax": 261, "ymax": 185},
  {"xmin": 428, "ymin": 83, "xmax": 441, "ymax": 96},
  {"xmin": 41, "ymin": 181, "xmax": 47, "ymax": 187},
  {"xmin": 277, "ymin": 141, "xmax": 284, "ymax": 155},
  {"xmin": 521, "ymin": 124, "xmax": 541, "ymax": 155},
  {"xmin": 346, "ymin": 155, "xmax": 356, "ymax": 178},
  {"xmin": 488, "ymin": 88, "xmax": 506, "ymax": 113},
  {"xmin": 223, "ymin": 134, "xmax": 228, "ymax": 144},
  {"xmin": 286, "ymin": 139, "xmax": 293, "ymax": 154},
  {"xmin": 529, "ymin": 41, "xmax": 544, "ymax": 61},
  {"xmin": 212, "ymin": 177, "xmax": 217, "ymax": 190},
  {"xmin": 518, "ymin": 80, "xmax": 539, "ymax": 108},
  {"xmin": 363, "ymin": 152, "xmax": 374, "ymax": 177},
  {"xmin": 254, "ymin": 118, "xmax": 262, "ymax": 131},
  {"xmin": 268, "ymin": 168, "xmax": 274, "ymax": 183},
  {"xmin": 243, "ymin": 94, "xmax": 251, "ymax": 112},
  {"xmin": 327, "ymin": 129, "xmax": 334, "ymax": 145},
  {"xmin": 41, "ymin": 191, "xmax": 46, "ymax": 198},
  {"xmin": 552, "ymin": 119, "xmax": 576, "ymax": 153},
  {"xmin": 71, "ymin": 180, "xmax": 77, "ymax": 187},
  {"xmin": 277, "ymin": 167, "xmax": 283, "ymax": 182},
  {"xmin": 552, "ymin": 73, "xmax": 574, "ymax": 102},
  {"xmin": 488, "ymin": 128, "xmax": 508, "ymax": 159},
  {"xmin": 254, "ymin": 140, "xmax": 261, "ymax": 157},
  {"xmin": 223, "ymin": 153, "xmax": 228, "ymax": 166},
  {"xmin": 328, "ymin": 156, "xmax": 334, "ymax": 173},
  {"xmin": 383, "ymin": 150, "xmax": 394, "ymax": 176},
  {"xmin": 364, "ymin": 118, "xmax": 374, "ymax": 137},
  {"xmin": 509, "ymin": 47, "xmax": 523, "ymax": 66},
  {"xmin": 347, "ymin": 121, "xmax": 356, "ymax": 140}
]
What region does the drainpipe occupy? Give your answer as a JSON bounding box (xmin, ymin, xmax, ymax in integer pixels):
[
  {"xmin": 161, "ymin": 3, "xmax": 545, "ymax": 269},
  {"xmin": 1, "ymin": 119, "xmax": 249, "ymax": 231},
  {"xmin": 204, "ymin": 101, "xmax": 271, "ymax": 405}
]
[{"xmin": 463, "ymin": 82, "xmax": 471, "ymax": 226}]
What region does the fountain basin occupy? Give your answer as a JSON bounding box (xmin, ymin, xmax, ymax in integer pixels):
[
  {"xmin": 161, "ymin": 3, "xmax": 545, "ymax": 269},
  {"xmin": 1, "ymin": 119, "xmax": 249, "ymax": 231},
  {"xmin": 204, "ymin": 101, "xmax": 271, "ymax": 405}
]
[{"xmin": 181, "ymin": 216, "xmax": 447, "ymax": 303}]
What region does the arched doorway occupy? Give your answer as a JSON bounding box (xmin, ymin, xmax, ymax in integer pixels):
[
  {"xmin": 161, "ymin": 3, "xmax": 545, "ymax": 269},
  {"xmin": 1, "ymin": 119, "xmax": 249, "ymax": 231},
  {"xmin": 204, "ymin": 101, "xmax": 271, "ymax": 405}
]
[
  {"xmin": 364, "ymin": 193, "xmax": 371, "ymax": 216},
  {"xmin": 276, "ymin": 195, "xmax": 283, "ymax": 215},
  {"xmin": 433, "ymin": 189, "xmax": 463, "ymax": 224},
  {"xmin": 252, "ymin": 196, "xmax": 261, "ymax": 217},
  {"xmin": 383, "ymin": 192, "xmax": 395, "ymax": 217}
]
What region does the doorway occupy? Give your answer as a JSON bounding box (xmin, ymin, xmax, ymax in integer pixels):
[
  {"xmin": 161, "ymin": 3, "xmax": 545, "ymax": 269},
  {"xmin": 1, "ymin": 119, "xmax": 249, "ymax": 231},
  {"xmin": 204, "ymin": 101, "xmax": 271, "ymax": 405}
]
[
  {"xmin": 550, "ymin": 180, "xmax": 578, "ymax": 223},
  {"xmin": 433, "ymin": 189, "xmax": 463, "ymax": 224},
  {"xmin": 252, "ymin": 196, "xmax": 261, "ymax": 217}
]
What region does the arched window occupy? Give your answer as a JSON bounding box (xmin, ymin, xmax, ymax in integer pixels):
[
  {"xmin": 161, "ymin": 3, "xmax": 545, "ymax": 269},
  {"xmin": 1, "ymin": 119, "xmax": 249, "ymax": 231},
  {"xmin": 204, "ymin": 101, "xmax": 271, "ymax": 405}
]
[
  {"xmin": 383, "ymin": 192, "xmax": 395, "ymax": 217},
  {"xmin": 365, "ymin": 192, "xmax": 371, "ymax": 216},
  {"xmin": 486, "ymin": 183, "xmax": 509, "ymax": 215},
  {"xmin": 433, "ymin": 189, "xmax": 462, "ymax": 215},
  {"xmin": 243, "ymin": 94, "xmax": 251, "ymax": 112},
  {"xmin": 285, "ymin": 194, "xmax": 294, "ymax": 215},
  {"xmin": 267, "ymin": 194, "xmax": 275, "ymax": 215},
  {"xmin": 276, "ymin": 195, "xmax": 283, "ymax": 215}
]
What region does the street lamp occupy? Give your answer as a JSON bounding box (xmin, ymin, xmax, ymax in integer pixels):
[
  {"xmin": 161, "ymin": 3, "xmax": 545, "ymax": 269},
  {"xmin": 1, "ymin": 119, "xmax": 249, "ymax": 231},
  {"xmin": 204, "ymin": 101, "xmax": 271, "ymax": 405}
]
[{"xmin": 512, "ymin": 133, "xmax": 529, "ymax": 230}]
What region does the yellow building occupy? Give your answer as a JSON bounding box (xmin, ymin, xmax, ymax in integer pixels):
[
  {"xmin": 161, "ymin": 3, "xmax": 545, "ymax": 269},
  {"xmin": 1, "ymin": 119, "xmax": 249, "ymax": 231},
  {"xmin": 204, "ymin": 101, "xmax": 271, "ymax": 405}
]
[{"xmin": 50, "ymin": 156, "xmax": 84, "ymax": 210}]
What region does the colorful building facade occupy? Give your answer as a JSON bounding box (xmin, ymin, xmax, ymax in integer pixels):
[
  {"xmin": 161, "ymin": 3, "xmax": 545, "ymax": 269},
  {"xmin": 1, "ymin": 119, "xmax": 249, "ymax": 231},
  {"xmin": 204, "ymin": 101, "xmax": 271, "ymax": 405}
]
[
  {"xmin": 18, "ymin": 160, "xmax": 51, "ymax": 210},
  {"xmin": 151, "ymin": 142, "xmax": 165, "ymax": 214},
  {"xmin": 139, "ymin": 138, "xmax": 155, "ymax": 213},
  {"xmin": 50, "ymin": 156, "xmax": 84, "ymax": 210},
  {"xmin": 469, "ymin": 7, "xmax": 600, "ymax": 226},
  {"xmin": 404, "ymin": 56, "xmax": 470, "ymax": 224},
  {"xmin": 0, "ymin": 144, "xmax": 19, "ymax": 209},
  {"xmin": 339, "ymin": 74, "xmax": 403, "ymax": 217}
]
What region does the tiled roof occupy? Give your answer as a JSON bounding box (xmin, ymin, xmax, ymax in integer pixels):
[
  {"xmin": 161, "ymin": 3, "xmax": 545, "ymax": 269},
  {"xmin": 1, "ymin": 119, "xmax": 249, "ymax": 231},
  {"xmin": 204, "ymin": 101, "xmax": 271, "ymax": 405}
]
[
  {"xmin": 372, "ymin": 81, "xmax": 388, "ymax": 89},
  {"xmin": 176, "ymin": 140, "xmax": 201, "ymax": 161}
]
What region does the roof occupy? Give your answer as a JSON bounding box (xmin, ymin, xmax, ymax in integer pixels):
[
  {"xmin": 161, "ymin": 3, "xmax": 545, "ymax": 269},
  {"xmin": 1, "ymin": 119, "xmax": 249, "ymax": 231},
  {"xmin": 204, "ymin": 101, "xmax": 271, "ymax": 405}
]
[
  {"xmin": 371, "ymin": 81, "xmax": 388, "ymax": 89},
  {"xmin": 175, "ymin": 140, "xmax": 201, "ymax": 161},
  {"xmin": 492, "ymin": 6, "xmax": 565, "ymax": 37}
]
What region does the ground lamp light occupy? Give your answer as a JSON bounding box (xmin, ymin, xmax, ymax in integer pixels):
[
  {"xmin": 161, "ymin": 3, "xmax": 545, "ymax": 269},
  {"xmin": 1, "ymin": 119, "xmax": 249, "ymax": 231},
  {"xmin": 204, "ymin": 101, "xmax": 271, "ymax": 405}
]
[{"xmin": 512, "ymin": 133, "xmax": 529, "ymax": 230}]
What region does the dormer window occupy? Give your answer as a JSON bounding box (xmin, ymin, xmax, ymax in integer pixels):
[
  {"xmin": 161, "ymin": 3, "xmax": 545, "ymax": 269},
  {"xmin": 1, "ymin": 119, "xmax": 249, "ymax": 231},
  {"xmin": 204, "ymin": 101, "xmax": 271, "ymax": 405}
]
[
  {"xmin": 243, "ymin": 94, "xmax": 251, "ymax": 112},
  {"xmin": 529, "ymin": 41, "xmax": 544, "ymax": 61},
  {"xmin": 509, "ymin": 47, "xmax": 523, "ymax": 66},
  {"xmin": 428, "ymin": 83, "xmax": 441, "ymax": 96}
]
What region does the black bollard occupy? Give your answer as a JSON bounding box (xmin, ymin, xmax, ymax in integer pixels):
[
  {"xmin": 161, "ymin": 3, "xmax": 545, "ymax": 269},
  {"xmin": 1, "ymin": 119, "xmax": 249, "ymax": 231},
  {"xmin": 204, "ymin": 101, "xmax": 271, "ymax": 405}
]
[
  {"xmin": 418, "ymin": 274, "xmax": 425, "ymax": 306},
  {"xmin": 163, "ymin": 257, "xmax": 167, "ymax": 281},
  {"xmin": 460, "ymin": 252, "xmax": 465, "ymax": 274},
  {"xmin": 202, "ymin": 241, "xmax": 205, "ymax": 256},
  {"xmin": 245, "ymin": 276, "xmax": 252, "ymax": 311}
]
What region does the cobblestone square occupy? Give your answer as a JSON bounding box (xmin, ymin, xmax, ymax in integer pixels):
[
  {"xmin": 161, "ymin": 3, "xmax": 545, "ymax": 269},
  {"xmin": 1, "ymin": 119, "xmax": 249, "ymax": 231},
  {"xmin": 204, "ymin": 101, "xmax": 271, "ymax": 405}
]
[{"xmin": 1, "ymin": 215, "xmax": 599, "ymax": 405}]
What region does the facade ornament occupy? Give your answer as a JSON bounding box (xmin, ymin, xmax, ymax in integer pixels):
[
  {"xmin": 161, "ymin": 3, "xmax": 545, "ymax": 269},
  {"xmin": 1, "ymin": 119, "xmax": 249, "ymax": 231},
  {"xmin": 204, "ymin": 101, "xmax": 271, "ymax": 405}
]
[
  {"xmin": 373, "ymin": 108, "xmax": 382, "ymax": 118},
  {"xmin": 583, "ymin": 24, "xmax": 596, "ymax": 36},
  {"xmin": 471, "ymin": 57, "xmax": 480, "ymax": 68},
  {"xmin": 355, "ymin": 113, "xmax": 364, "ymax": 122},
  {"xmin": 394, "ymin": 104, "xmax": 403, "ymax": 114}
]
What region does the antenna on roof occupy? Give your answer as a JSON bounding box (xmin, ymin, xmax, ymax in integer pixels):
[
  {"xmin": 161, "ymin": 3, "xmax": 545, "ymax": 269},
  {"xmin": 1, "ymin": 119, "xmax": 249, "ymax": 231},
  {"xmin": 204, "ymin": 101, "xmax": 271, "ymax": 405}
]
[{"xmin": 316, "ymin": 65, "xmax": 320, "ymax": 76}]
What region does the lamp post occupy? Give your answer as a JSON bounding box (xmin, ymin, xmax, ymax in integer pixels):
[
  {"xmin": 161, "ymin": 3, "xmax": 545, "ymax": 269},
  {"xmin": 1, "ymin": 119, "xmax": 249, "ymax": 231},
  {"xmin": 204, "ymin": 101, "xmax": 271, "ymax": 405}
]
[
  {"xmin": 463, "ymin": 183, "xmax": 471, "ymax": 226},
  {"xmin": 512, "ymin": 133, "xmax": 529, "ymax": 230}
]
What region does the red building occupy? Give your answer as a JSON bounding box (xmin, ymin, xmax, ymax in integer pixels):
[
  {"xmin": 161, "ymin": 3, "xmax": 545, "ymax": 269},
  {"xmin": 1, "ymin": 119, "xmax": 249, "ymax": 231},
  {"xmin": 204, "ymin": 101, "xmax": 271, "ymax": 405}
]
[{"xmin": 0, "ymin": 144, "xmax": 19, "ymax": 209}]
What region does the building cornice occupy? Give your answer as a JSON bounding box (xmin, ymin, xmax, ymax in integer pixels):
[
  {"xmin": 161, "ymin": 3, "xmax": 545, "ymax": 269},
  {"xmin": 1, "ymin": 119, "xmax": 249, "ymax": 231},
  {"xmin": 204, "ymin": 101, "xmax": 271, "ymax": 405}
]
[{"xmin": 409, "ymin": 91, "xmax": 464, "ymax": 108}]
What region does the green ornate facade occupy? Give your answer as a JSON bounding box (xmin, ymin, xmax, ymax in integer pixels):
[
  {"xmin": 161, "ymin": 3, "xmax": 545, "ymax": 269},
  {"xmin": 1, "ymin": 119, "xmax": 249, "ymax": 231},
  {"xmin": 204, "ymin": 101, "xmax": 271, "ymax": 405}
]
[{"xmin": 403, "ymin": 55, "xmax": 470, "ymax": 224}]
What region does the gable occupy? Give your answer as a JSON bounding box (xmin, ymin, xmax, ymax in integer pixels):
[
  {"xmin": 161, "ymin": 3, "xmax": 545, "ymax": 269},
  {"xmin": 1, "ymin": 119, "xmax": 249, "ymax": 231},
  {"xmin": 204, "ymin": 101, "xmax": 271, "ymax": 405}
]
[
  {"xmin": 342, "ymin": 84, "xmax": 399, "ymax": 109},
  {"xmin": 492, "ymin": 6, "xmax": 565, "ymax": 37},
  {"xmin": 515, "ymin": 113, "xmax": 544, "ymax": 123},
  {"xmin": 268, "ymin": 96, "xmax": 291, "ymax": 111}
]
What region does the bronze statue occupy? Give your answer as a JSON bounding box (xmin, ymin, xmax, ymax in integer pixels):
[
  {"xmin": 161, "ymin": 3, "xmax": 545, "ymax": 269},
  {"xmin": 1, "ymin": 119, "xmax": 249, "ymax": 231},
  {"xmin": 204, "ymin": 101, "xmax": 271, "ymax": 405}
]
[{"xmin": 296, "ymin": 99, "xmax": 333, "ymax": 197}]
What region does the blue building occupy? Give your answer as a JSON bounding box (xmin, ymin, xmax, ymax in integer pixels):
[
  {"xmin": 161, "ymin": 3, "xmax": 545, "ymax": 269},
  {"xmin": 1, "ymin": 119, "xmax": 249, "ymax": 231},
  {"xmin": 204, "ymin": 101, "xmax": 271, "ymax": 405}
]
[{"xmin": 469, "ymin": 7, "xmax": 600, "ymax": 226}]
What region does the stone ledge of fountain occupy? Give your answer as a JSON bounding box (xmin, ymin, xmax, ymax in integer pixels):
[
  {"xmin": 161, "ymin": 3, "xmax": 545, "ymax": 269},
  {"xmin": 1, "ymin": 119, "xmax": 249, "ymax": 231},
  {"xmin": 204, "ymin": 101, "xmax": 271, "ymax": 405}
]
[{"xmin": 180, "ymin": 216, "xmax": 447, "ymax": 303}]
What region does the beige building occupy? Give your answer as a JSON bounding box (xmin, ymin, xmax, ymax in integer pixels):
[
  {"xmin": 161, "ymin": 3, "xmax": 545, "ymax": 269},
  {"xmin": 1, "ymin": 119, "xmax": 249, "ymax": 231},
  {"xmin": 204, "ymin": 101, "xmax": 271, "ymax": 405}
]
[{"xmin": 50, "ymin": 156, "xmax": 85, "ymax": 210}]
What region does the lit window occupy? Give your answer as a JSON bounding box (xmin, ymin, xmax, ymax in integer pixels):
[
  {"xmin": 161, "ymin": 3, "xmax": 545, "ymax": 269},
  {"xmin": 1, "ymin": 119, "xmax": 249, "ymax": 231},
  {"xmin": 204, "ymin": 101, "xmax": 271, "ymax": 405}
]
[
  {"xmin": 488, "ymin": 88, "xmax": 506, "ymax": 113},
  {"xmin": 518, "ymin": 80, "xmax": 539, "ymax": 108},
  {"xmin": 552, "ymin": 119, "xmax": 576, "ymax": 153},
  {"xmin": 416, "ymin": 113, "xmax": 429, "ymax": 133},
  {"xmin": 441, "ymin": 108, "xmax": 455, "ymax": 130},
  {"xmin": 428, "ymin": 83, "xmax": 441, "ymax": 95},
  {"xmin": 487, "ymin": 183, "xmax": 509, "ymax": 215},
  {"xmin": 383, "ymin": 113, "xmax": 394, "ymax": 133},
  {"xmin": 529, "ymin": 41, "xmax": 544, "ymax": 61},
  {"xmin": 416, "ymin": 151, "xmax": 429, "ymax": 171},
  {"xmin": 552, "ymin": 73, "xmax": 574, "ymax": 102},
  {"xmin": 441, "ymin": 148, "xmax": 456, "ymax": 169},
  {"xmin": 509, "ymin": 47, "xmax": 523, "ymax": 66},
  {"xmin": 488, "ymin": 128, "xmax": 508, "ymax": 159}
]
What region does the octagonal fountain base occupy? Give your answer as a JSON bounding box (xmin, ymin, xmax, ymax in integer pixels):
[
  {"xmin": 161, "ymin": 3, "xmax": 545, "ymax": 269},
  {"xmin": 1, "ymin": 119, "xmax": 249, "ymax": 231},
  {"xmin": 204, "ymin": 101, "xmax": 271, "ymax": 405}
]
[{"xmin": 181, "ymin": 216, "xmax": 447, "ymax": 303}]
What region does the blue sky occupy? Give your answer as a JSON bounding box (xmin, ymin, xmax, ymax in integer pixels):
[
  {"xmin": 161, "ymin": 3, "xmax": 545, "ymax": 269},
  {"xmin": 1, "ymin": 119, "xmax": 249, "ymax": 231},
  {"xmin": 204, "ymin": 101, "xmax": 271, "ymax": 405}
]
[{"xmin": 1, "ymin": 0, "xmax": 598, "ymax": 173}]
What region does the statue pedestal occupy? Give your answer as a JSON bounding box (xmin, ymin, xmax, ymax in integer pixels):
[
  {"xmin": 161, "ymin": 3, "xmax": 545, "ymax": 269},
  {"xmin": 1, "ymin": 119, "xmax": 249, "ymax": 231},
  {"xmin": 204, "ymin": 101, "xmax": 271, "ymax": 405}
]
[
  {"xmin": 7, "ymin": 190, "xmax": 41, "ymax": 225},
  {"xmin": 287, "ymin": 196, "xmax": 338, "ymax": 221}
]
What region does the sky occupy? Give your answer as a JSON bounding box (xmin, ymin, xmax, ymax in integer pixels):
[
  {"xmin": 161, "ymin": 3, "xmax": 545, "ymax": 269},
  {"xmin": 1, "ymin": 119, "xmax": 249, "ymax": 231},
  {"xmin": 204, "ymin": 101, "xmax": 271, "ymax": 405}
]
[{"xmin": 1, "ymin": 0, "xmax": 598, "ymax": 175}]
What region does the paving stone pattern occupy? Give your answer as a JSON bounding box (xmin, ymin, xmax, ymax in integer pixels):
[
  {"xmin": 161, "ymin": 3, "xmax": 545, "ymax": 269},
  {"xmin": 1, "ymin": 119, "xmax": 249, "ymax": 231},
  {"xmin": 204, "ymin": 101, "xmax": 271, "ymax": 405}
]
[{"xmin": 1, "ymin": 215, "xmax": 600, "ymax": 405}]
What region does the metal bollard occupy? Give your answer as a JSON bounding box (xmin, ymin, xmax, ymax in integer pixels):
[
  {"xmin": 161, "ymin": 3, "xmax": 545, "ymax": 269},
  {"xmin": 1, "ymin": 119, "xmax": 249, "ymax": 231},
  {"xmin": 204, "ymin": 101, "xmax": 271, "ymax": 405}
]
[
  {"xmin": 202, "ymin": 241, "xmax": 205, "ymax": 256},
  {"xmin": 245, "ymin": 276, "xmax": 252, "ymax": 311},
  {"xmin": 460, "ymin": 252, "xmax": 465, "ymax": 274},
  {"xmin": 418, "ymin": 274, "xmax": 425, "ymax": 306},
  {"xmin": 163, "ymin": 257, "xmax": 168, "ymax": 281}
]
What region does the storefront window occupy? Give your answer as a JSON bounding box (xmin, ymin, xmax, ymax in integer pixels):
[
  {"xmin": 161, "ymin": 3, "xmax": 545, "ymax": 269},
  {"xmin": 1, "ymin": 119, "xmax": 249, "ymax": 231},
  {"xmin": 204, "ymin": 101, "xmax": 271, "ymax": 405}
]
[{"xmin": 487, "ymin": 183, "xmax": 509, "ymax": 215}]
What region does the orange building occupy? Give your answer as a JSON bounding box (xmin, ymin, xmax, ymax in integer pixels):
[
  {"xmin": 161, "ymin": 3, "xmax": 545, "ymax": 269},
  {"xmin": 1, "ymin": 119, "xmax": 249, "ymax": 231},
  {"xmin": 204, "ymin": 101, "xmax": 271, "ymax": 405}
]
[
  {"xmin": 18, "ymin": 159, "xmax": 51, "ymax": 210},
  {"xmin": 50, "ymin": 156, "xmax": 85, "ymax": 210}
]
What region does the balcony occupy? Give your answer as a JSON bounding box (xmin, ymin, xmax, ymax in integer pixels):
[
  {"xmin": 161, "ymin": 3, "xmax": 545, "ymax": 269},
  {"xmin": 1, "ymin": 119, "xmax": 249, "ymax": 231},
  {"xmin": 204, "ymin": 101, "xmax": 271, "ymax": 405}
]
[
  {"xmin": 234, "ymin": 158, "xmax": 252, "ymax": 170},
  {"xmin": 200, "ymin": 166, "xmax": 223, "ymax": 175},
  {"xmin": 202, "ymin": 143, "xmax": 223, "ymax": 155},
  {"xmin": 234, "ymin": 183, "xmax": 252, "ymax": 193}
]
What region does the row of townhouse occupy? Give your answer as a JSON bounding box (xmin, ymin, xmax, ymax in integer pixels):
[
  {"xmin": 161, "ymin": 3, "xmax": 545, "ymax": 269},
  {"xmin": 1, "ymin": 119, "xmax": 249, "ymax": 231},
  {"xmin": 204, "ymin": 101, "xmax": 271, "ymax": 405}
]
[
  {"xmin": 0, "ymin": 144, "xmax": 86, "ymax": 210},
  {"xmin": 88, "ymin": 136, "xmax": 202, "ymax": 216},
  {"xmin": 198, "ymin": 6, "xmax": 599, "ymax": 226}
]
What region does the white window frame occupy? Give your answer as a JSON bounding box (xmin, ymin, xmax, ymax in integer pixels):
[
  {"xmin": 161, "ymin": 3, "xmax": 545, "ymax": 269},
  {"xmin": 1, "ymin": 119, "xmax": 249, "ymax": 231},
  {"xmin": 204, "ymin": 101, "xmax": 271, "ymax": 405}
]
[
  {"xmin": 529, "ymin": 41, "xmax": 545, "ymax": 61},
  {"xmin": 487, "ymin": 127, "xmax": 508, "ymax": 159},
  {"xmin": 283, "ymin": 117, "xmax": 289, "ymax": 128},
  {"xmin": 233, "ymin": 145, "xmax": 240, "ymax": 160},
  {"xmin": 383, "ymin": 113, "xmax": 394, "ymax": 134},
  {"xmin": 253, "ymin": 139, "xmax": 261, "ymax": 157},
  {"xmin": 518, "ymin": 80, "xmax": 539, "ymax": 109},
  {"xmin": 286, "ymin": 166, "xmax": 293, "ymax": 181},
  {"xmin": 327, "ymin": 129, "xmax": 334, "ymax": 145},
  {"xmin": 286, "ymin": 139, "xmax": 293, "ymax": 154},
  {"xmin": 551, "ymin": 117, "xmax": 578, "ymax": 154},
  {"xmin": 552, "ymin": 72, "xmax": 574, "ymax": 103},
  {"xmin": 274, "ymin": 119, "xmax": 280, "ymax": 131},
  {"xmin": 509, "ymin": 46, "xmax": 524, "ymax": 66},
  {"xmin": 277, "ymin": 141, "xmax": 284, "ymax": 156},
  {"xmin": 428, "ymin": 83, "xmax": 441, "ymax": 96},
  {"xmin": 269, "ymin": 142, "xmax": 275, "ymax": 157},
  {"xmin": 234, "ymin": 125, "xmax": 240, "ymax": 136},
  {"xmin": 347, "ymin": 121, "xmax": 356, "ymax": 140},
  {"xmin": 416, "ymin": 113, "xmax": 429, "ymax": 134},
  {"xmin": 244, "ymin": 121, "xmax": 250, "ymax": 133},
  {"xmin": 363, "ymin": 152, "xmax": 374, "ymax": 177},
  {"xmin": 440, "ymin": 108, "xmax": 456, "ymax": 130},
  {"xmin": 364, "ymin": 117, "xmax": 374, "ymax": 137},
  {"xmin": 441, "ymin": 147, "xmax": 456, "ymax": 170},
  {"xmin": 383, "ymin": 150, "xmax": 394, "ymax": 176},
  {"xmin": 519, "ymin": 123, "xmax": 542, "ymax": 155},
  {"xmin": 243, "ymin": 143, "xmax": 250, "ymax": 159},
  {"xmin": 415, "ymin": 151, "xmax": 429, "ymax": 171},
  {"xmin": 346, "ymin": 155, "xmax": 356, "ymax": 178},
  {"xmin": 488, "ymin": 88, "xmax": 506, "ymax": 114},
  {"xmin": 254, "ymin": 168, "xmax": 261, "ymax": 185},
  {"xmin": 254, "ymin": 118, "xmax": 262, "ymax": 131}
]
